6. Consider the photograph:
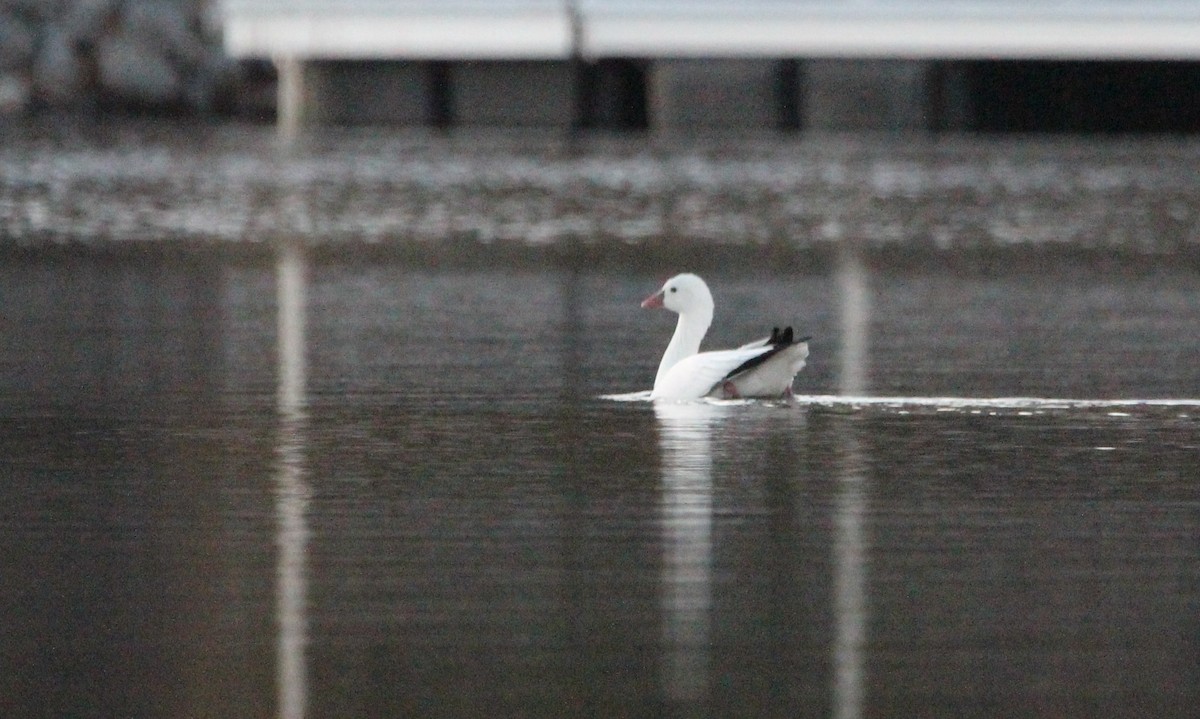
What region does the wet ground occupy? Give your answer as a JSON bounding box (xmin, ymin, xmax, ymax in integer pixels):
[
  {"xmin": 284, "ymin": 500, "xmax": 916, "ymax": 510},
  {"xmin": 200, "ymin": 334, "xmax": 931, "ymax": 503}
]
[{"xmin": 0, "ymin": 125, "xmax": 1198, "ymax": 718}]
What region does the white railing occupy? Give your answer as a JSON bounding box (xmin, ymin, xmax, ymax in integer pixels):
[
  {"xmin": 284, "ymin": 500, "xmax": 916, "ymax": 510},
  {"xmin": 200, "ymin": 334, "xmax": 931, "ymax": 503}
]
[
  {"xmin": 222, "ymin": 0, "xmax": 1200, "ymax": 60},
  {"xmin": 223, "ymin": 0, "xmax": 575, "ymax": 59}
]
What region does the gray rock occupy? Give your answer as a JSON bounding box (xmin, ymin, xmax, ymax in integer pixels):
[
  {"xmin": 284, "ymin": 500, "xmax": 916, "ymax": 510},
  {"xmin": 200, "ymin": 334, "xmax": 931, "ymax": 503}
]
[
  {"xmin": 123, "ymin": 1, "xmax": 207, "ymax": 70},
  {"xmin": 96, "ymin": 34, "xmax": 181, "ymax": 104},
  {"xmin": 32, "ymin": 27, "xmax": 85, "ymax": 107},
  {"xmin": 2, "ymin": 0, "xmax": 63, "ymax": 24},
  {"xmin": 8, "ymin": 0, "xmax": 233, "ymax": 114},
  {"xmin": 0, "ymin": 71, "xmax": 32, "ymax": 114},
  {"xmin": 0, "ymin": 12, "xmax": 36, "ymax": 71},
  {"xmin": 61, "ymin": 0, "xmax": 123, "ymax": 45},
  {"xmin": 191, "ymin": 0, "xmax": 223, "ymax": 43}
]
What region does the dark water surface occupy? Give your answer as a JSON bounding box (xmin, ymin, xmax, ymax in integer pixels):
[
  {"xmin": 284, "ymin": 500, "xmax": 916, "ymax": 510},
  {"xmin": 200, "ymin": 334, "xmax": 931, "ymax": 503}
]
[
  {"xmin": 1, "ymin": 127, "xmax": 1199, "ymax": 718},
  {"xmin": 1, "ymin": 254, "xmax": 1196, "ymax": 719}
]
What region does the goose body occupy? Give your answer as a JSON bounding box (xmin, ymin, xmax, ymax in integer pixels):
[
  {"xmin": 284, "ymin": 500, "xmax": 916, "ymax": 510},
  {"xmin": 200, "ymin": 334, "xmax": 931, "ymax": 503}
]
[{"xmin": 641, "ymin": 273, "xmax": 810, "ymax": 401}]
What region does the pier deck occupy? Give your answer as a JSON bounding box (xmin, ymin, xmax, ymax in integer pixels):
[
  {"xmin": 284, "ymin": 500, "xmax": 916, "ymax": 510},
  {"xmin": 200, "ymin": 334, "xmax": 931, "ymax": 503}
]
[{"xmin": 220, "ymin": 1, "xmax": 1200, "ymax": 132}]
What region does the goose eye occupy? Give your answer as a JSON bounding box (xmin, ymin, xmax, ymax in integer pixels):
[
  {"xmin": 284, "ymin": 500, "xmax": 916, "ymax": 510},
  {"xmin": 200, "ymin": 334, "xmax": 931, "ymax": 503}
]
[{"xmin": 669, "ymin": 287, "xmax": 677, "ymax": 293}]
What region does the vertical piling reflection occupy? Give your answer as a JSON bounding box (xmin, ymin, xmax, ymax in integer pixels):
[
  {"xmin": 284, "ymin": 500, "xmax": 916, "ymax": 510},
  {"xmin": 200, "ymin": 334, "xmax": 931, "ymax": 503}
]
[
  {"xmin": 837, "ymin": 244, "xmax": 870, "ymax": 397},
  {"xmin": 832, "ymin": 425, "xmax": 868, "ymax": 719},
  {"xmin": 277, "ymin": 242, "xmax": 307, "ymax": 415},
  {"xmin": 655, "ymin": 401, "xmax": 727, "ymax": 711},
  {"xmin": 833, "ymin": 242, "xmax": 870, "ymax": 719},
  {"xmin": 275, "ymin": 241, "xmax": 309, "ymax": 719}
]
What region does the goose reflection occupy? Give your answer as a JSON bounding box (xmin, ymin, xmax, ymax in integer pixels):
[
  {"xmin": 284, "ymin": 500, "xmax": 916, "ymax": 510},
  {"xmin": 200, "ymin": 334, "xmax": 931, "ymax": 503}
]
[
  {"xmin": 275, "ymin": 241, "xmax": 310, "ymax": 719},
  {"xmin": 654, "ymin": 400, "xmax": 729, "ymax": 707}
]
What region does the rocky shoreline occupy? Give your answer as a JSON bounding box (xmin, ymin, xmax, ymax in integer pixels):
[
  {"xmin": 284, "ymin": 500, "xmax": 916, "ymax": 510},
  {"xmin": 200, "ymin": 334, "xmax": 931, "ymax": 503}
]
[
  {"xmin": 2, "ymin": 123, "xmax": 1198, "ymax": 265},
  {"xmin": 0, "ymin": 0, "xmax": 268, "ymax": 116}
]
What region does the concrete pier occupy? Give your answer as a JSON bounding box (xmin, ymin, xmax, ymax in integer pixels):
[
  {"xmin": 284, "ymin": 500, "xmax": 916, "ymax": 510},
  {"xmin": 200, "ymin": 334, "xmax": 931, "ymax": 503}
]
[
  {"xmin": 649, "ymin": 59, "xmax": 788, "ymax": 132},
  {"xmin": 804, "ymin": 60, "xmax": 931, "ymax": 132},
  {"xmin": 450, "ymin": 61, "xmax": 576, "ymax": 128},
  {"xmin": 227, "ymin": 1, "xmax": 1200, "ymax": 134}
]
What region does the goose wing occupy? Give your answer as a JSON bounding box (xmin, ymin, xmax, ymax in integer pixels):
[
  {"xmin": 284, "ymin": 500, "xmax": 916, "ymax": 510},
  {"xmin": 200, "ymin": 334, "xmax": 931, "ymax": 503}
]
[
  {"xmin": 650, "ymin": 345, "xmax": 775, "ymax": 400},
  {"xmin": 737, "ymin": 327, "xmax": 787, "ymax": 350},
  {"xmin": 737, "ymin": 335, "xmax": 771, "ymax": 350}
]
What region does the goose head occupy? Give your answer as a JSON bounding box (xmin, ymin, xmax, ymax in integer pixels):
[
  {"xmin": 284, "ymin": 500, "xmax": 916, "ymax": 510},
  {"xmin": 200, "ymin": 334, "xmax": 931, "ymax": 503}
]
[{"xmin": 641, "ymin": 273, "xmax": 715, "ymax": 317}]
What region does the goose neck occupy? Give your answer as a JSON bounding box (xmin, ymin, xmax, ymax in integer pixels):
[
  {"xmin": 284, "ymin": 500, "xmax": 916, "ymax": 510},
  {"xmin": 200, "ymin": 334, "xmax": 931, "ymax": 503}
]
[{"xmin": 655, "ymin": 308, "xmax": 712, "ymax": 386}]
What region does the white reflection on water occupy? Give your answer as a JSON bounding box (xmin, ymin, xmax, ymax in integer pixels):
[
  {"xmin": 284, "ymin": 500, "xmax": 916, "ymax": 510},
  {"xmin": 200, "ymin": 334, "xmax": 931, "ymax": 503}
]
[
  {"xmin": 793, "ymin": 395, "xmax": 1200, "ymax": 410},
  {"xmin": 833, "ymin": 428, "xmax": 868, "ymax": 719},
  {"xmin": 654, "ymin": 400, "xmax": 729, "ymax": 707},
  {"xmin": 837, "ymin": 244, "xmax": 870, "ymax": 397},
  {"xmin": 276, "ymin": 242, "xmax": 310, "ymax": 719},
  {"xmin": 278, "ymin": 242, "xmax": 307, "ymax": 414},
  {"xmin": 834, "ymin": 245, "xmax": 870, "ymax": 719}
]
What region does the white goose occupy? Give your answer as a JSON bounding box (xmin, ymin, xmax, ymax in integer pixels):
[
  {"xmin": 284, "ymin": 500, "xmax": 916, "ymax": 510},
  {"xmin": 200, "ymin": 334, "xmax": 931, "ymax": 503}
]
[{"xmin": 641, "ymin": 273, "xmax": 810, "ymax": 401}]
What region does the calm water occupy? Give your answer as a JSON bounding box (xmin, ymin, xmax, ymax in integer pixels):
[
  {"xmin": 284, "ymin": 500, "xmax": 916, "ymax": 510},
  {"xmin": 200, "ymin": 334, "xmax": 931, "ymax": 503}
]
[{"xmin": 1, "ymin": 127, "xmax": 1198, "ymax": 718}]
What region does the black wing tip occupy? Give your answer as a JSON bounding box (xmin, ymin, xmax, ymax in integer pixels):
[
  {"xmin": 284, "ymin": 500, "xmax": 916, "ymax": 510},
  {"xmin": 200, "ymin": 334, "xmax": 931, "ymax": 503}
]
[
  {"xmin": 724, "ymin": 326, "xmax": 809, "ymax": 381},
  {"xmin": 769, "ymin": 326, "xmax": 810, "ymax": 346}
]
